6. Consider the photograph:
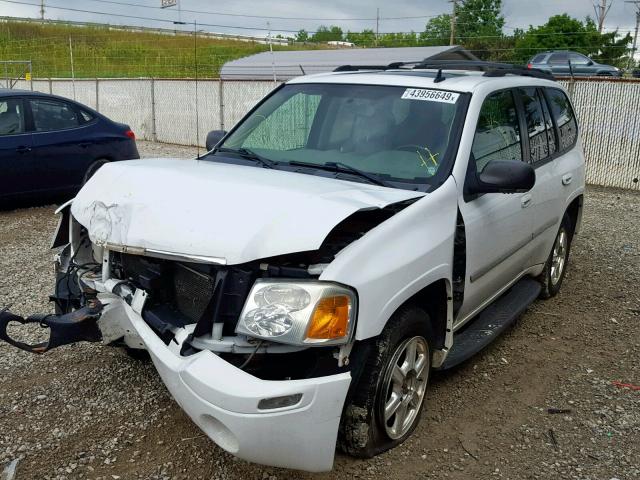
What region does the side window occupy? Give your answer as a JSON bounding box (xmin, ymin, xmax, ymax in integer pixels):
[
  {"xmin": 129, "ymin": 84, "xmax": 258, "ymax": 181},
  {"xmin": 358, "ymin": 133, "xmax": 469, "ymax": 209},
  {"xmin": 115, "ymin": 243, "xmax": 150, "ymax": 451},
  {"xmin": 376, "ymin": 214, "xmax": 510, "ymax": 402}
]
[
  {"xmin": 0, "ymin": 98, "xmax": 25, "ymax": 135},
  {"xmin": 568, "ymin": 53, "xmax": 590, "ymax": 65},
  {"xmin": 29, "ymin": 98, "xmax": 80, "ymax": 132},
  {"xmin": 79, "ymin": 109, "xmax": 95, "ymax": 123},
  {"xmin": 545, "ymin": 88, "xmax": 578, "ymax": 151},
  {"xmin": 518, "ymin": 88, "xmax": 550, "ymax": 163},
  {"xmin": 471, "ymin": 90, "xmax": 522, "ymax": 173},
  {"xmin": 242, "ymin": 92, "xmax": 321, "ymax": 151},
  {"xmin": 539, "ymin": 90, "xmax": 558, "ymax": 156},
  {"xmin": 549, "ymin": 53, "xmax": 568, "ymax": 64}
]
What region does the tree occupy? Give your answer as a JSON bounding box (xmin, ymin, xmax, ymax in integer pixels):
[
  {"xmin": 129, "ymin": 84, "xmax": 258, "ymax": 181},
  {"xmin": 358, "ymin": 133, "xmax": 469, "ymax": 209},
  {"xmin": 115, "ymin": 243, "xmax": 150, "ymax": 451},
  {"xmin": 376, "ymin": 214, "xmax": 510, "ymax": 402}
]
[
  {"xmin": 454, "ymin": 0, "xmax": 505, "ymax": 59},
  {"xmin": 419, "ymin": 14, "xmax": 451, "ymax": 46},
  {"xmin": 418, "ymin": 0, "xmax": 505, "ymax": 58},
  {"xmin": 513, "ymin": 14, "xmax": 631, "ymax": 66},
  {"xmin": 295, "ymin": 29, "xmax": 309, "ymax": 43},
  {"xmin": 346, "ymin": 29, "xmax": 376, "ymax": 47},
  {"xmin": 311, "ymin": 25, "xmax": 343, "ymax": 43}
]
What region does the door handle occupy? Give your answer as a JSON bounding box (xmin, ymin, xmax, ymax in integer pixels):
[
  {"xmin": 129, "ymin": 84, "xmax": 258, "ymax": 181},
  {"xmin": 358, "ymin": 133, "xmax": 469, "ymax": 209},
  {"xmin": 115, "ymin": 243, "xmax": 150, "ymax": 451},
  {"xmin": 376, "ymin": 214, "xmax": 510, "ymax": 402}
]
[
  {"xmin": 562, "ymin": 173, "xmax": 573, "ymax": 186},
  {"xmin": 521, "ymin": 194, "xmax": 532, "ymax": 209},
  {"xmin": 16, "ymin": 146, "xmax": 31, "ymax": 154}
]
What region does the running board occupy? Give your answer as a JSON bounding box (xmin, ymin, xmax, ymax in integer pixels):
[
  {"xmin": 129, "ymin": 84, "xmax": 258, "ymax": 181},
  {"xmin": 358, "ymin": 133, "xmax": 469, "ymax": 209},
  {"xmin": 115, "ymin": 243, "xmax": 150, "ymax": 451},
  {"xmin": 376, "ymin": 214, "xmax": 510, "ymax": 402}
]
[{"xmin": 438, "ymin": 277, "xmax": 541, "ymax": 370}]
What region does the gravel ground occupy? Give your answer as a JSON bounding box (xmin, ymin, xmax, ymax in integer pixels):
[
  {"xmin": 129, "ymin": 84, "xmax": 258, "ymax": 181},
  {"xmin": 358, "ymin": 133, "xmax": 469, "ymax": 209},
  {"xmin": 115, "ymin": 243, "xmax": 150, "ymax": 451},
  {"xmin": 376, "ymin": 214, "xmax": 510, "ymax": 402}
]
[{"xmin": 1, "ymin": 141, "xmax": 639, "ymax": 480}]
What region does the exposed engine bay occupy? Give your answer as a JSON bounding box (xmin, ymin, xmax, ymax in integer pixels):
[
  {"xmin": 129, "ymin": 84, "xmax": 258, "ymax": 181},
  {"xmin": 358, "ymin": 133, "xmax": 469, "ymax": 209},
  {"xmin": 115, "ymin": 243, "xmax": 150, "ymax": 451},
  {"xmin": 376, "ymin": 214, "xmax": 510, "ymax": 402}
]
[{"xmin": 1, "ymin": 199, "xmax": 416, "ymax": 382}]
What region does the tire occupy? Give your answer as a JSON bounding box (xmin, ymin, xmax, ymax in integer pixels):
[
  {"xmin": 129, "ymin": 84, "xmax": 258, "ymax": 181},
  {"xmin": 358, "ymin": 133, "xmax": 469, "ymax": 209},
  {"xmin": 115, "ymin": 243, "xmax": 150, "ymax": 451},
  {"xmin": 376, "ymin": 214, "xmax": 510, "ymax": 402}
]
[
  {"xmin": 538, "ymin": 213, "xmax": 573, "ymax": 299},
  {"xmin": 338, "ymin": 306, "xmax": 433, "ymax": 458},
  {"xmin": 82, "ymin": 159, "xmax": 108, "ymax": 185},
  {"xmin": 124, "ymin": 346, "xmax": 150, "ymax": 361}
]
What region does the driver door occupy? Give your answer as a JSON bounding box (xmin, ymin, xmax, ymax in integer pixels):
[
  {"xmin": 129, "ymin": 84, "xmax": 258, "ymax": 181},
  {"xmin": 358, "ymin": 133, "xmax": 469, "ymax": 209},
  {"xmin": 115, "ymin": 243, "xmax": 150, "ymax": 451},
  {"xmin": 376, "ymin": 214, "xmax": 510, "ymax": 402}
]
[{"xmin": 455, "ymin": 89, "xmax": 534, "ymax": 325}]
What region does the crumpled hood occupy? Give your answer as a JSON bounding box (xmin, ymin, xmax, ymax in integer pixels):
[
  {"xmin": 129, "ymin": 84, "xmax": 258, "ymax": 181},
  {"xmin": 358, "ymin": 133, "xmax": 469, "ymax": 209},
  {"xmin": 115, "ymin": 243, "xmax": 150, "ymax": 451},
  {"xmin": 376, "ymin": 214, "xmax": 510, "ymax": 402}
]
[{"xmin": 71, "ymin": 158, "xmax": 424, "ymax": 265}]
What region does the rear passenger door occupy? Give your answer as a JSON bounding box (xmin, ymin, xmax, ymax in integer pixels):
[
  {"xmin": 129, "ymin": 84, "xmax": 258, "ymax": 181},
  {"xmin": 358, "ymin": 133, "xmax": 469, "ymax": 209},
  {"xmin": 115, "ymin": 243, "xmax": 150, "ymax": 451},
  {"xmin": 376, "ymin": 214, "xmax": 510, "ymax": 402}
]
[
  {"xmin": 0, "ymin": 97, "xmax": 34, "ymax": 199},
  {"xmin": 456, "ymin": 89, "xmax": 534, "ymax": 325},
  {"xmin": 525, "ymin": 87, "xmax": 581, "ymax": 266},
  {"xmin": 28, "ymin": 97, "xmax": 90, "ymax": 193},
  {"xmin": 548, "ymin": 53, "xmax": 570, "ymax": 76}
]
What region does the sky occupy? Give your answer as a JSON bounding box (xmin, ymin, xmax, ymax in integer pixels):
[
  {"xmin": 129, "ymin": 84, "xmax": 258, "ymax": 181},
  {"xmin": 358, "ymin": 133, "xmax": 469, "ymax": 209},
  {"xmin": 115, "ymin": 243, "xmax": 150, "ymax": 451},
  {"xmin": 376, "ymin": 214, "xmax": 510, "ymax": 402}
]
[{"xmin": 0, "ymin": 0, "xmax": 638, "ymax": 39}]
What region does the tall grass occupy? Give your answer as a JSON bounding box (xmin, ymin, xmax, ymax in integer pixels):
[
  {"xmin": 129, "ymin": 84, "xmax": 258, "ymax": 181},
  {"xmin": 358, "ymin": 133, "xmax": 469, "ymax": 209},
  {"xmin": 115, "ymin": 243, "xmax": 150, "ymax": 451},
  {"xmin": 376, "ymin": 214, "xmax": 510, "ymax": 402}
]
[{"xmin": 0, "ymin": 20, "xmax": 322, "ymax": 78}]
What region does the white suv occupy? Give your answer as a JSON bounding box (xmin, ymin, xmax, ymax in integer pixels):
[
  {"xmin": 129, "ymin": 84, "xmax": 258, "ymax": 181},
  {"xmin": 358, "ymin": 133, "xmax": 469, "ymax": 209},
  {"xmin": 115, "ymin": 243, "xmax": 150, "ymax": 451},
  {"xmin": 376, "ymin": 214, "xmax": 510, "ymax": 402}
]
[{"xmin": 0, "ymin": 61, "xmax": 585, "ymax": 472}]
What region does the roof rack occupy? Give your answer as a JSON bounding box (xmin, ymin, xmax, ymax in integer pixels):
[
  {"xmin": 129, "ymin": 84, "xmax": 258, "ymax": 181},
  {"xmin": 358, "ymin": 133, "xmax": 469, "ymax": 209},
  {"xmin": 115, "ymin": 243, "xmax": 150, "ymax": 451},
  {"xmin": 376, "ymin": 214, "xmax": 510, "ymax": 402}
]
[{"xmin": 333, "ymin": 60, "xmax": 555, "ymax": 81}]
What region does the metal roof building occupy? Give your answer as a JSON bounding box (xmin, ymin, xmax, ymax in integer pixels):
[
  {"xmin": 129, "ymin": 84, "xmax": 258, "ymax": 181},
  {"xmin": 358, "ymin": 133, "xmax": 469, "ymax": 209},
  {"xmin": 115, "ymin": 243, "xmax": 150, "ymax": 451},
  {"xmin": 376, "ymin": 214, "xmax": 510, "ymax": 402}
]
[{"xmin": 220, "ymin": 46, "xmax": 479, "ymax": 80}]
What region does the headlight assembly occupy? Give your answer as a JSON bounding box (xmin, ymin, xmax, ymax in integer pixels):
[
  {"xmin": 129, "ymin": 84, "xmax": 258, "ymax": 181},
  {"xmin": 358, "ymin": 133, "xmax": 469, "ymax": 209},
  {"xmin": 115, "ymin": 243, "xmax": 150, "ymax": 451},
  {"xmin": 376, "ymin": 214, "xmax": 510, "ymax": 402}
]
[{"xmin": 235, "ymin": 280, "xmax": 357, "ymax": 346}]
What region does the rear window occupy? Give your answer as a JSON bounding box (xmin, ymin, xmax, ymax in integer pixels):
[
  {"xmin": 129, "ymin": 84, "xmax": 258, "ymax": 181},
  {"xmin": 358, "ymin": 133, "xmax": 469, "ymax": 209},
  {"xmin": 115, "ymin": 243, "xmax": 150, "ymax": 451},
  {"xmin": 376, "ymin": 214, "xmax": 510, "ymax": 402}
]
[
  {"xmin": 531, "ymin": 54, "xmax": 547, "ymax": 63},
  {"xmin": 545, "ymin": 88, "xmax": 578, "ymax": 151}
]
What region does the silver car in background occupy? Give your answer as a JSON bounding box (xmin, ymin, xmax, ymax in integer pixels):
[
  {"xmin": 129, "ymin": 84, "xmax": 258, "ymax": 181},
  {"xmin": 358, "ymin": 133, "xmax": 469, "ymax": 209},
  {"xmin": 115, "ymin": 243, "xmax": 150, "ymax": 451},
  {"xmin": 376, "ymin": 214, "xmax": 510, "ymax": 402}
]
[{"xmin": 528, "ymin": 50, "xmax": 622, "ymax": 77}]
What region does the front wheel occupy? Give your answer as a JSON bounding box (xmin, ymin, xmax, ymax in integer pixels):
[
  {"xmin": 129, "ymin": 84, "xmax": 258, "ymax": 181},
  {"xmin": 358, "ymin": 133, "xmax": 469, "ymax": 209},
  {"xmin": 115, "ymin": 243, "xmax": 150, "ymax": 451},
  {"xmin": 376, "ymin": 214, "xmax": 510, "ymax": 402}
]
[
  {"xmin": 339, "ymin": 306, "xmax": 433, "ymax": 457},
  {"xmin": 538, "ymin": 213, "xmax": 573, "ymax": 298},
  {"xmin": 82, "ymin": 159, "xmax": 108, "ymax": 185}
]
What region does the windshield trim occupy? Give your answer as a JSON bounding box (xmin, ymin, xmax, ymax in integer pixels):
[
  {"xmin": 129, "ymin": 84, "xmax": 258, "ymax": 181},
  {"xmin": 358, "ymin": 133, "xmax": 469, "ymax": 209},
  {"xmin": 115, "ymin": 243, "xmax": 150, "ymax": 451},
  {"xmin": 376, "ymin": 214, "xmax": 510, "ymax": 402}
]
[{"xmin": 209, "ymin": 82, "xmax": 471, "ymax": 193}]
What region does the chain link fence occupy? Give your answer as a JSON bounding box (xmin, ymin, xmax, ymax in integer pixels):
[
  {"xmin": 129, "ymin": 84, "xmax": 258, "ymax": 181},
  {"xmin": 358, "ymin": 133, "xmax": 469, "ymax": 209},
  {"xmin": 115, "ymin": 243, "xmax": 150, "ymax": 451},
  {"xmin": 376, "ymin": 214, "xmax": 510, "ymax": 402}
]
[{"xmin": 11, "ymin": 77, "xmax": 640, "ymax": 191}]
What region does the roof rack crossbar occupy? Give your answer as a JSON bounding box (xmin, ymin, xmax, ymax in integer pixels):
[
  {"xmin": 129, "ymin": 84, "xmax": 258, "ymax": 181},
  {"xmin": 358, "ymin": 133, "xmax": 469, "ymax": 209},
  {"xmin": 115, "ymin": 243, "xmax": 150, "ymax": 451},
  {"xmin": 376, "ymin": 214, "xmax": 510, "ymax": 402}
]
[{"xmin": 333, "ymin": 60, "xmax": 555, "ymax": 81}]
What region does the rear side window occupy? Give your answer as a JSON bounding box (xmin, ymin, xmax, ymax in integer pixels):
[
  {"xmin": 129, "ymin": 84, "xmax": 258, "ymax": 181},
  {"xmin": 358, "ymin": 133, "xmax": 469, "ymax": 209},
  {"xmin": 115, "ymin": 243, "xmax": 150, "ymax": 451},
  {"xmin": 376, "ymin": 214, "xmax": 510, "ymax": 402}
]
[
  {"xmin": 518, "ymin": 87, "xmax": 554, "ymax": 163},
  {"xmin": 29, "ymin": 98, "xmax": 80, "ymax": 132},
  {"xmin": 0, "ymin": 98, "xmax": 25, "ymax": 135},
  {"xmin": 545, "ymin": 88, "xmax": 578, "ymax": 151},
  {"xmin": 472, "ymin": 90, "xmax": 523, "ymax": 173},
  {"xmin": 549, "ymin": 53, "xmax": 568, "ymax": 64},
  {"xmin": 79, "ymin": 109, "xmax": 95, "ymax": 123}
]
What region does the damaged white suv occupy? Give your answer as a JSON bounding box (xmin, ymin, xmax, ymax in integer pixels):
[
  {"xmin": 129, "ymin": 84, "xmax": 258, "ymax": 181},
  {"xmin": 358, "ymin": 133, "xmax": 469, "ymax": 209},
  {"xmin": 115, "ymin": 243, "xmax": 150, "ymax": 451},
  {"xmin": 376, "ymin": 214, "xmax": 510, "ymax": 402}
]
[{"xmin": 1, "ymin": 61, "xmax": 585, "ymax": 472}]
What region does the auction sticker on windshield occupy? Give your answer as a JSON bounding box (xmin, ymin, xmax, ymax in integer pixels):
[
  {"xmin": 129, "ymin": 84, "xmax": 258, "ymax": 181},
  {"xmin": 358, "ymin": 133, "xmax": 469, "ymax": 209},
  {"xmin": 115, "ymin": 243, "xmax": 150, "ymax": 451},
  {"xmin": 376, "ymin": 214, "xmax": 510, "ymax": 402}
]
[{"xmin": 401, "ymin": 88, "xmax": 460, "ymax": 104}]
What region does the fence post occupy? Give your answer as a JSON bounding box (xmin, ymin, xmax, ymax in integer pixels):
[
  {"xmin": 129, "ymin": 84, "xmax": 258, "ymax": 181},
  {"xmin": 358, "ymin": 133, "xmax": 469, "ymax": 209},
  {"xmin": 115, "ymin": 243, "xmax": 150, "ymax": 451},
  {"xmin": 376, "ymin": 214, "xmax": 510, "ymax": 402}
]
[
  {"xmin": 219, "ymin": 78, "xmax": 225, "ymax": 131},
  {"xmin": 48, "ymin": 77, "xmax": 52, "ymax": 94},
  {"xmin": 95, "ymin": 78, "xmax": 99, "ymax": 112},
  {"xmin": 151, "ymin": 77, "xmax": 157, "ymax": 142}
]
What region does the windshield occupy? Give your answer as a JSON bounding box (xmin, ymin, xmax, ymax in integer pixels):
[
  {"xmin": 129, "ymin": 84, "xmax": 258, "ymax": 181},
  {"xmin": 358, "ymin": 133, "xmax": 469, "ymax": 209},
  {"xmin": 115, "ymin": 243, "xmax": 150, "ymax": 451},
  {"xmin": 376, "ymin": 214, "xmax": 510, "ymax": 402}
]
[{"xmin": 215, "ymin": 83, "xmax": 467, "ymax": 190}]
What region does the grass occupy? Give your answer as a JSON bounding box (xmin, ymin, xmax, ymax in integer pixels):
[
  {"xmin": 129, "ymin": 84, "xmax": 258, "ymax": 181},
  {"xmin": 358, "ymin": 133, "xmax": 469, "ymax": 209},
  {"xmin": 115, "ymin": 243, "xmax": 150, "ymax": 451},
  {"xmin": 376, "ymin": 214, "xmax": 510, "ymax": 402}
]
[{"xmin": 0, "ymin": 19, "xmax": 323, "ymax": 79}]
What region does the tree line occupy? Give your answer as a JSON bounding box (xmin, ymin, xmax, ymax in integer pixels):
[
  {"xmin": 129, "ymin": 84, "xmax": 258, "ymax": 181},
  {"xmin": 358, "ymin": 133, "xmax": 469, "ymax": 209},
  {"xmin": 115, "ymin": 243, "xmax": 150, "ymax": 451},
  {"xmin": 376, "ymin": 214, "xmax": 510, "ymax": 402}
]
[{"xmin": 291, "ymin": 0, "xmax": 634, "ymax": 67}]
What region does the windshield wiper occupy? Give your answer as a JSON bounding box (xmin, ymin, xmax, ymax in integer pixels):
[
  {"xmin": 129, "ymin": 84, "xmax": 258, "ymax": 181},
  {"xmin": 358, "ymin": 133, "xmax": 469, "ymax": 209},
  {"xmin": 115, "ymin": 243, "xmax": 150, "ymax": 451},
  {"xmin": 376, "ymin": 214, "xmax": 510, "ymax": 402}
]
[
  {"xmin": 327, "ymin": 161, "xmax": 392, "ymax": 187},
  {"xmin": 288, "ymin": 160, "xmax": 391, "ymax": 187},
  {"xmin": 216, "ymin": 147, "xmax": 276, "ymax": 169}
]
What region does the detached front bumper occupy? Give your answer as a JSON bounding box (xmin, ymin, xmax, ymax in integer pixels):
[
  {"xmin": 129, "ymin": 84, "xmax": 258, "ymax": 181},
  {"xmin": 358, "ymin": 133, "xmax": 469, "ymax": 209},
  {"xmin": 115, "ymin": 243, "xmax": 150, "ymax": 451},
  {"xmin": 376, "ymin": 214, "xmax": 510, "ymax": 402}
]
[{"xmin": 101, "ymin": 295, "xmax": 352, "ymax": 472}]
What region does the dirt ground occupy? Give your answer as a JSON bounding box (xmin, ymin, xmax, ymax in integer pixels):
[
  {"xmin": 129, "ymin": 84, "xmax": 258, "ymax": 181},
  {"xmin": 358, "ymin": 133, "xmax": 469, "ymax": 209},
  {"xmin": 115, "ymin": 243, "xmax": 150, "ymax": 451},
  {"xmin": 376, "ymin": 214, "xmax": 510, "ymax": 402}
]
[{"xmin": 1, "ymin": 142, "xmax": 639, "ymax": 479}]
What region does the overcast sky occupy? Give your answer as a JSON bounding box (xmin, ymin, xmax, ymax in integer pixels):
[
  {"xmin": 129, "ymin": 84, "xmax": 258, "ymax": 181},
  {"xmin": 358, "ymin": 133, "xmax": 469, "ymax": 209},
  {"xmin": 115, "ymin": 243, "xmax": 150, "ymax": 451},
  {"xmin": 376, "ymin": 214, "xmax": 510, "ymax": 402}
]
[{"xmin": 1, "ymin": 0, "xmax": 638, "ymax": 38}]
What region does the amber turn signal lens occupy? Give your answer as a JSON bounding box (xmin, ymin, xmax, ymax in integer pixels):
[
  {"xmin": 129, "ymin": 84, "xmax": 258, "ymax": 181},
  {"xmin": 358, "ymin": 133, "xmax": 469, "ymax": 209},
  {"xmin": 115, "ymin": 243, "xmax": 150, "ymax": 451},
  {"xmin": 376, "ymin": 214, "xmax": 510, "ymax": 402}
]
[{"xmin": 306, "ymin": 295, "xmax": 351, "ymax": 340}]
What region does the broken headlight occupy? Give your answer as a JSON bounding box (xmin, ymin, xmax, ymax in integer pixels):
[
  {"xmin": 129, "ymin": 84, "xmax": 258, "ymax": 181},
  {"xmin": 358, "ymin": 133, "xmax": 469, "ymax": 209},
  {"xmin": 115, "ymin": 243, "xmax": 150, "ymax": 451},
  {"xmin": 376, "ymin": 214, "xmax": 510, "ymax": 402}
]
[{"xmin": 235, "ymin": 280, "xmax": 357, "ymax": 346}]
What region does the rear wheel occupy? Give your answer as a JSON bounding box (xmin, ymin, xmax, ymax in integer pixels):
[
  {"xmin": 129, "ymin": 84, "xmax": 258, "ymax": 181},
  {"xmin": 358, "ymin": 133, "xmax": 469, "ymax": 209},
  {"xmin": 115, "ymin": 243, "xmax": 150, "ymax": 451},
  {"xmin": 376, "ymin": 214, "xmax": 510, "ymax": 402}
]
[
  {"xmin": 339, "ymin": 306, "xmax": 433, "ymax": 457},
  {"xmin": 538, "ymin": 213, "xmax": 573, "ymax": 298}
]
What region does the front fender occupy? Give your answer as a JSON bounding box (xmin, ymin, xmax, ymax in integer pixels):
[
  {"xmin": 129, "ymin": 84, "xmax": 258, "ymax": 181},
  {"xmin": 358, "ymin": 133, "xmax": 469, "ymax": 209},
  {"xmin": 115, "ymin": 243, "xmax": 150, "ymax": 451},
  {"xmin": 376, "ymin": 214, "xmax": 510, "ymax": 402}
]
[{"xmin": 320, "ymin": 176, "xmax": 459, "ymax": 341}]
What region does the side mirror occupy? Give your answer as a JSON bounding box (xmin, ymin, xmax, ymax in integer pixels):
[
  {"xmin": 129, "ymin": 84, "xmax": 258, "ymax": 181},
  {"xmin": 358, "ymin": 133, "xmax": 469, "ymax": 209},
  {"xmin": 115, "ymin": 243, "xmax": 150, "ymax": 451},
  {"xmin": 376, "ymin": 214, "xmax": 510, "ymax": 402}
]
[
  {"xmin": 468, "ymin": 160, "xmax": 535, "ymax": 195},
  {"xmin": 206, "ymin": 130, "xmax": 227, "ymax": 151}
]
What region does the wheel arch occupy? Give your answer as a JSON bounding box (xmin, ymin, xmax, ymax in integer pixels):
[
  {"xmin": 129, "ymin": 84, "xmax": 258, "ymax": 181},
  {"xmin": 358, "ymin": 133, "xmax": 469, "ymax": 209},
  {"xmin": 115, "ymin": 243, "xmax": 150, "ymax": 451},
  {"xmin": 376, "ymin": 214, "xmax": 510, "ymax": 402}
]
[
  {"xmin": 363, "ymin": 278, "xmax": 452, "ymax": 360},
  {"xmin": 566, "ymin": 194, "xmax": 583, "ymax": 235}
]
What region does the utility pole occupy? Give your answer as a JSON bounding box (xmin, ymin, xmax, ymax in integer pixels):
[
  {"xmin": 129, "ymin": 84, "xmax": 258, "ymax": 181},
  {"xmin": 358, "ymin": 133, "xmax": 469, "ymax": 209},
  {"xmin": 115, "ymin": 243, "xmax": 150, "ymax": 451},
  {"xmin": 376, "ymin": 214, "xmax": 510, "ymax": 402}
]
[
  {"xmin": 626, "ymin": 1, "xmax": 640, "ymax": 70},
  {"xmin": 449, "ymin": 0, "xmax": 459, "ymax": 46},
  {"xmin": 594, "ymin": 0, "xmax": 612, "ymax": 32},
  {"xmin": 39, "ymin": 0, "xmax": 45, "ymax": 20},
  {"xmin": 375, "ymin": 8, "xmax": 379, "ymax": 47}
]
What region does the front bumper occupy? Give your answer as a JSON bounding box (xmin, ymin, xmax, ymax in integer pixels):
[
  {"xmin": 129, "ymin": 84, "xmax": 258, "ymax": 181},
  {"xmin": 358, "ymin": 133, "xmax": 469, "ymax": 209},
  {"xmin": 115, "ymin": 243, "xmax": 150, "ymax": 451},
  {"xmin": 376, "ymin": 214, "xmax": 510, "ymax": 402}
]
[{"xmin": 100, "ymin": 294, "xmax": 352, "ymax": 472}]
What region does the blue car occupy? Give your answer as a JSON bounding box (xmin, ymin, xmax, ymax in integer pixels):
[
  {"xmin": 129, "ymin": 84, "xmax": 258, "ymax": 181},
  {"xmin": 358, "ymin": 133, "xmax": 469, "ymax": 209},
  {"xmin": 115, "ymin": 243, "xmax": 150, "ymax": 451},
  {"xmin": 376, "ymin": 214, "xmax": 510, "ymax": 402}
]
[{"xmin": 0, "ymin": 89, "xmax": 139, "ymax": 204}]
